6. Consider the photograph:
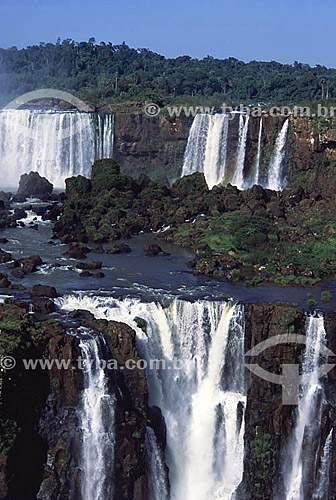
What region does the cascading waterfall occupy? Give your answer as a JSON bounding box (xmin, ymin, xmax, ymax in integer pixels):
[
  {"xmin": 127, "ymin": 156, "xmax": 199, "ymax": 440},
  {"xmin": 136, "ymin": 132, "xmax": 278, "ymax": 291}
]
[
  {"xmin": 265, "ymin": 118, "xmax": 289, "ymax": 191},
  {"xmin": 57, "ymin": 294, "xmax": 246, "ymax": 500},
  {"xmin": 232, "ymin": 114, "xmax": 249, "ymax": 190},
  {"xmin": 203, "ymin": 114, "xmax": 229, "ymax": 189},
  {"xmin": 182, "ymin": 113, "xmax": 289, "ymax": 192},
  {"xmin": 312, "ymin": 428, "xmax": 333, "ymax": 500},
  {"xmin": 78, "ymin": 330, "xmax": 115, "ymax": 500},
  {"xmin": 181, "ymin": 114, "xmax": 209, "ymax": 177},
  {"xmin": 252, "ymin": 118, "xmax": 263, "ymax": 186},
  {"xmin": 0, "ymin": 109, "xmax": 114, "ymax": 188},
  {"xmin": 146, "ymin": 426, "xmax": 170, "ymax": 500},
  {"xmin": 284, "ymin": 315, "xmax": 328, "ymax": 500}
]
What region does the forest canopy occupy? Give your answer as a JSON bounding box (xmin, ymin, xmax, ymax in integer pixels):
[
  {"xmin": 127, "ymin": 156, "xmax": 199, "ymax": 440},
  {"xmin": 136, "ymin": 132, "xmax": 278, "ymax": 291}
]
[{"xmin": 0, "ymin": 38, "xmax": 335, "ymax": 106}]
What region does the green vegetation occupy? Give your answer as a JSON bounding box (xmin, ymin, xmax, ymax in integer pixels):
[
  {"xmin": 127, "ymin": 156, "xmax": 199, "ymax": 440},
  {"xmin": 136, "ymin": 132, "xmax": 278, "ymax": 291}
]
[
  {"xmin": 1, "ymin": 39, "xmax": 336, "ymax": 106},
  {"xmin": 321, "ymin": 291, "xmax": 331, "ymax": 303}
]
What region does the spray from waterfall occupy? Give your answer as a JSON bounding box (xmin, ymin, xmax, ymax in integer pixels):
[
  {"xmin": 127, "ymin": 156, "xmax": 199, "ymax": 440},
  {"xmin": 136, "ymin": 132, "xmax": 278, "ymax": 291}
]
[
  {"xmin": 266, "ymin": 119, "xmax": 289, "ymax": 191},
  {"xmin": 79, "ymin": 331, "xmax": 115, "ymax": 500},
  {"xmin": 0, "ymin": 109, "xmax": 114, "ymax": 188},
  {"xmin": 57, "ymin": 295, "xmax": 246, "ymax": 500},
  {"xmin": 284, "ymin": 315, "xmax": 327, "ymax": 500}
]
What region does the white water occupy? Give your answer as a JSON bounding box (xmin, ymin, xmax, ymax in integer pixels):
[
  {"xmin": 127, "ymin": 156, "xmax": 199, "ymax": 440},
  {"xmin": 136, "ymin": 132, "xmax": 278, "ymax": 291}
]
[
  {"xmin": 181, "ymin": 114, "xmax": 209, "ymax": 177},
  {"xmin": 146, "ymin": 426, "xmax": 170, "ymax": 500},
  {"xmin": 182, "ymin": 114, "xmax": 289, "ymax": 191},
  {"xmin": 0, "ymin": 109, "xmax": 114, "ymax": 188},
  {"xmin": 79, "ymin": 331, "xmax": 115, "ymax": 500},
  {"xmin": 265, "ymin": 119, "xmax": 289, "ymax": 191},
  {"xmin": 57, "ymin": 294, "xmax": 246, "ymax": 500},
  {"xmin": 284, "ymin": 315, "xmax": 327, "ymax": 500},
  {"xmin": 203, "ymin": 114, "xmax": 230, "ymax": 189},
  {"xmin": 232, "ymin": 114, "xmax": 249, "ymax": 190},
  {"xmin": 312, "ymin": 428, "xmax": 333, "ymax": 500},
  {"xmin": 252, "ymin": 118, "xmax": 263, "ymax": 186}
]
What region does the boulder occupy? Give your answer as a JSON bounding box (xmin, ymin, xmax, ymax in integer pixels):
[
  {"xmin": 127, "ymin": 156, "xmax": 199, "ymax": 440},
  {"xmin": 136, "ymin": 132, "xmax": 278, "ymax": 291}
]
[
  {"xmin": 0, "ymin": 249, "xmax": 12, "ymax": 263},
  {"xmin": 0, "ymin": 238, "xmax": 8, "ymax": 244},
  {"xmin": 93, "ymin": 272, "xmax": 105, "ymax": 279},
  {"xmin": 0, "ymin": 273, "xmax": 11, "ymax": 288},
  {"xmin": 29, "ymin": 285, "xmax": 57, "ymax": 298},
  {"xmin": 18, "ymin": 255, "xmax": 43, "ymax": 273},
  {"xmin": 79, "ymin": 271, "xmax": 93, "ymax": 278},
  {"xmin": 32, "ymin": 299, "xmax": 56, "ymax": 314},
  {"xmin": 76, "ymin": 261, "xmax": 102, "ymax": 270},
  {"xmin": 14, "ymin": 208, "xmax": 27, "ymax": 220},
  {"xmin": 106, "ymin": 244, "xmax": 131, "ymax": 254},
  {"xmin": 15, "ymin": 172, "xmax": 53, "ymax": 201},
  {"xmin": 144, "ymin": 244, "xmax": 167, "ymax": 256},
  {"xmin": 66, "ymin": 244, "xmax": 90, "ymax": 259},
  {"xmin": 11, "ymin": 269, "xmax": 26, "ymax": 279}
]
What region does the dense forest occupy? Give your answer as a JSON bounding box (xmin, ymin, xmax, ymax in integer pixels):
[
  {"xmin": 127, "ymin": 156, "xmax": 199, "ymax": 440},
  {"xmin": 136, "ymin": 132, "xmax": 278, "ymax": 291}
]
[{"xmin": 0, "ymin": 38, "xmax": 336, "ymax": 106}]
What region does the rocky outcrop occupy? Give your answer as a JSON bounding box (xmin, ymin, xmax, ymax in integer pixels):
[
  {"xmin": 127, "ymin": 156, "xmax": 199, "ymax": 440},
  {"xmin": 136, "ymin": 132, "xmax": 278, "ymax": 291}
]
[
  {"xmin": 14, "ymin": 172, "xmax": 53, "ymax": 202},
  {"xmin": 113, "ymin": 113, "xmax": 191, "ymax": 183}
]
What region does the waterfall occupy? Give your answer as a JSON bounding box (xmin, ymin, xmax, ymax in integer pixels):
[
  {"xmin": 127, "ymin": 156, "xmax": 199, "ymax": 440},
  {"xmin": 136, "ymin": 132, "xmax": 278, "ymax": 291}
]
[
  {"xmin": 182, "ymin": 113, "xmax": 230, "ymax": 189},
  {"xmin": 0, "ymin": 109, "xmax": 114, "ymax": 188},
  {"xmin": 265, "ymin": 118, "xmax": 289, "ymax": 191},
  {"xmin": 181, "ymin": 114, "xmax": 209, "ymax": 177},
  {"xmin": 312, "ymin": 428, "xmax": 333, "ymax": 500},
  {"xmin": 78, "ymin": 331, "xmax": 115, "ymax": 500},
  {"xmin": 203, "ymin": 114, "xmax": 229, "ymax": 189},
  {"xmin": 97, "ymin": 113, "xmax": 114, "ymax": 159},
  {"xmin": 252, "ymin": 118, "xmax": 263, "ymax": 186},
  {"xmin": 284, "ymin": 315, "xmax": 327, "ymax": 500},
  {"xmin": 146, "ymin": 426, "xmax": 170, "ymax": 500},
  {"xmin": 232, "ymin": 114, "xmax": 249, "ymax": 190},
  {"xmin": 57, "ymin": 294, "xmax": 246, "ymax": 500},
  {"xmin": 182, "ymin": 114, "xmax": 289, "ymax": 192}
]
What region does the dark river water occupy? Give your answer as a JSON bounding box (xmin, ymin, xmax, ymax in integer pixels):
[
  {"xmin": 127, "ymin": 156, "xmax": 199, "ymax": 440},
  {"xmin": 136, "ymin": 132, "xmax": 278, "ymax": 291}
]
[{"xmin": 0, "ymin": 203, "xmax": 335, "ymax": 310}]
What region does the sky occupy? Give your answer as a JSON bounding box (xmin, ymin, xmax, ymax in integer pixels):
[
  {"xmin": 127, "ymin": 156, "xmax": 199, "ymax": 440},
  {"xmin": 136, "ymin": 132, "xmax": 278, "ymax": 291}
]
[{"xmin": 0, "ymin": 0, "xmax": 335, "ymax": 67}]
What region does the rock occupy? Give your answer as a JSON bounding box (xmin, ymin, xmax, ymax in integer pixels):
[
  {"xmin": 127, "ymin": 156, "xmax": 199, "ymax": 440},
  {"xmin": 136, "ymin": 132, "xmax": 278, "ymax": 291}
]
[
  {"xmin": 0, "ymin": 191, "xmax": 12, "ymax": 208},
  {"xmin": 144, "ymin": 244, "xmax": 167, "ymax": 256},
  {"xmin": 32, "ymin": 299, "xmax": 56, "ymax": 314},
  {"xmin": 7, "ymin": 261, "xmax": 19, "ymax": 269},
  {"xmin": 106, "ymin": 243, "xmax": 131, "ymax": 254},
  {"xmin": 29, "ymin": 284, "xmax": 58, "ymax": 298},
  {"xmin": 76, "ymin": 261, "xmax": 102, "ymax": 270},
  {"xmin": 92, "ymin": 245, "xmax": 105, "ymax": 253},
  {"xmin": 79, "ymin": 271, "xmax": 93, "ymax": 278},
  {"xmin": 15, "ymin": 171, "xmax": 53, "ymax": 201},
  {"xmin": 29, "ymin": 224, "xmax": 39, "ymax": 230},
  {"xmin": 11, "ymin": 268, "xmax": 26, "ymax": 279},
  {"xmin": 9, "ymin": 284, "xmax": 26, "ymax": 291},
  {"xmin": 66, "ymin": 244, "xmax": 90, "ymax": 259},
  {"xmin": 0, "ymin": 249, "xmax": 12, "ymax": 263},
  {"xmin": 18, "ymin": 255, "xmax": 43, "ymax": 273},
  {"xmin": 0, "ymin": 238, "xmax": 8, "ymax": 244},
  {"xmin": 93, "ymin": 272, "xmax": 105, "ymax": 279},
  {"xmin": 0, "ymin": 272, "xmax": 11, "ymax": 288},
  {"xmin": 267, "ymin": 199, "xmax": 285, "ymax": 218},
  {"xmin": 14, "ymin": 208, "xmax": 27, "ymax": 219}
]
